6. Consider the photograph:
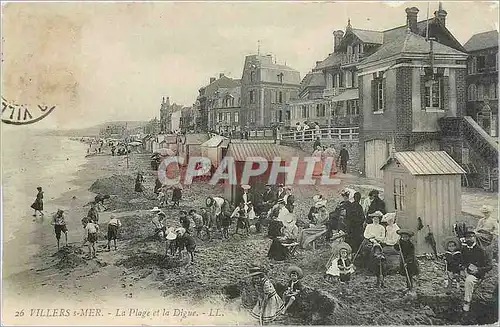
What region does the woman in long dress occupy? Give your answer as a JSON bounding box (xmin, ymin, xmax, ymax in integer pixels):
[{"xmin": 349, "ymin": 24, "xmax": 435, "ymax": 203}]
[
  {"xmin": 298, "ymin": 195, "xmax": 329, "ymax": 249},
  {"xmin": 31, "ymin": 186, "xmax": 44, "ymax": 218},
  {"xmin": 322, "ymin": 144, "xmax": 338, "ymax": 178},
  {"xmin": 135, "ymin": 172, "xmax": 145, "ymax": 193},
  {"xmin": 246, "ymin": 267, "xmax": 285, "ymax": 325},
  {"xmin": 312, "ymin": 146, "xmax": 324, "ymax": 177}
]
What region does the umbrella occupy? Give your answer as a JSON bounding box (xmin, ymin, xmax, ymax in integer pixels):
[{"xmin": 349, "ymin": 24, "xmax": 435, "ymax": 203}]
[
  {"xmin": 425, "ymin": 225, "xmax": 438, "ymax": 258},
  {"xmin": 154, "ymin": 148, "xmax": 176, "ymax": 156},
  {"xmin": 128, "ymin": 141, "xmax": 142, "ymax": 146}
]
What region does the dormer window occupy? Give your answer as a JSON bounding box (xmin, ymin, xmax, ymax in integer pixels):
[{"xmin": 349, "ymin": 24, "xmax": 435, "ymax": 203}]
[
  {"xmin": 250, "ymin": 71, "xmax": 256, "ymax": 83},
  {"xmin": 277, "ymin": 73, "xmax": 284, "ymax": 83}
]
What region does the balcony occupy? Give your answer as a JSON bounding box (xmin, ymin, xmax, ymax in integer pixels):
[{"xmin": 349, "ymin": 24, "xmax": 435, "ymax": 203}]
[
  {"xmin": 323, "ymin": 87, "xmax": 345, "ymax": 98},
  {"xmin": 341, "ymin": 53, "xmax": 361, "ymax": 65}
]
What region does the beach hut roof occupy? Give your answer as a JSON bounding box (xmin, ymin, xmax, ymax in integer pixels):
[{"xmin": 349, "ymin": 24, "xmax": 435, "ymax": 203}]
[
  {"xmin": 381, "ymin": 151, "xmax": 466, "ymax": 175},
  {"xmin": 185, "ymin": 134, "xmax": 209, "ymax": 145},
  {"xmin": 227, "ymin": 143, "xmax": 301, "ymax": 162},
  {"xmin": 201, "ymin": 135, "xmax": 229, "ymax": 148}
]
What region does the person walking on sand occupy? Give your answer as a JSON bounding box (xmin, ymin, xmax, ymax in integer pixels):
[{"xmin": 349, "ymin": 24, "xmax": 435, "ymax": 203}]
[
  {"xmin": 339, "ymin": 144, "xmax": 349, "ymax": 174},
  {"xmin": 87, "ymin": 202, "xmax": 100, "ymax": 223},
  {"xmin": 52, "ymin": 209, "xmax": 68, "ymax": 250},
  {"xmin": 31, "ymin": 186, "xmax": 44, "ymax": 219},
  {"xmin": 135, "ymin": 171, "xmax": 145, "ymax": 193},
  {"xmin": 107, "ymin": 214, "xmax": 122, "ymax": 251},
  {"xmin": 85, "ymin": 219, "xmax": 99, "ymax": 258}
]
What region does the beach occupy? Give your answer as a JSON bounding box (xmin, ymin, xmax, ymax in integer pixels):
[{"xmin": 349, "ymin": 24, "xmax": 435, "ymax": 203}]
[{"xmin": 1, "ymin": 133, "xmax": 498, "ymax": 326}]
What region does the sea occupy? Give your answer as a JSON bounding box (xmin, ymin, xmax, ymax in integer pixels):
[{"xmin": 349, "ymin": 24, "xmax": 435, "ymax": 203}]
[{"xmin": 2, "ymin": 127, "xmax": 88, "ymax": 277}]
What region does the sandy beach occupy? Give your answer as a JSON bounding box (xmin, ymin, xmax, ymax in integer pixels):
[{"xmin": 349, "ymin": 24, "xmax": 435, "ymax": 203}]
[{"xmin": 2, "ymin": 135, "xmax": 498, "ymax": 326}]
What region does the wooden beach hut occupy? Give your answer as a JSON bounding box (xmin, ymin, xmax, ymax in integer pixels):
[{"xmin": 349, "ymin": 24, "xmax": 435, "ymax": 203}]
[
  {"xmin": 224, "ymin": 142, "xmax": 301, "ymax": 205},
  {"xmin": 380, "ymin": 151, "xmax": 466, "ymax": 255},
  {"xmin": 178, "ymin": 134, "xmax": 209, "ymax": 166},
  {"xmin": 200, "ymin": 135, "xmax": 230, "ymax": 169}
]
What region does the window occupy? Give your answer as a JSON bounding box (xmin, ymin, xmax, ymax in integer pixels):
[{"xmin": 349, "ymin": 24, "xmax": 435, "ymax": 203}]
[
  {"xmin": 346, "ymin": 71, "xmax": 352, "ymax": 88},
  {"xmin": 277, "ymin": 73, "xmax": 284, "ymax": 83},
  {"xmin": 353, "ymin": 71, "xmax": 358, "ymax": 88},
  {"xmin": 468, "ymin": 57, "xmax": 477, "ymax": 74},
  {"xmin": 347, "ymin": 100, "xmax": 359, "ymax": 115},
  {"xmin": 327, "ymin": 73, "xmax": 333, "ymax": 89},
  {"xmin": 271, "ymin": 90, "xmax": 275, "ymax": 104},
  {"xmin": 301, "ymin": 105, "xmax": 309, "ymax": 118},
  {"xmin": 250, "ymin": 71, "xmax": 256, "ymax": 83},
  {"xmin": 478, "ymin": 84, "xmax": 485, "ymax": 100},
  {"xmin": 234, "ymin": 112, "xmax": 239, "ymax": 123},
  {"xmin": 250, "ymin": 90, "xmax": 255, "ymax": 104},
  {"xmin": 339, "ymin": 72, "xmax": 345, "ymax": 87},
  {"xmin": 249, "ymin": 110, "xmax": 255, "ymax": 123},
  {"xmin": 334, "ymin": 74, "xmax": 339, "ymax": 88},
  {"xmin": 286, "ymin": 110, "xmax": 291, "ymax": 121},
  {"xmin": 489, "ymin": 83, "xmax": 497, "ymax": 99},
  {"xmin": 488, "ymin": 54, "xmax": 497, "ymax": 70},
  {"xmin": 316, "ymin": 104, "xmax": 326, "ymax": 117},
  {"xmin": 424, "ymin": 79, "xmax": 442, "ymax": 109},
  {"xmin": 218, "ymin": 112, "xmax": 223, "ymax": 122},
  {"xmin": 468, "ymin": 84, "xmax": 477, "ymax": 101},
  {"xmin": 278, "ymin": 110, "xmax": 283, "ymax": 122},
  {"xmin": 372, "ymin": 73, "xmax": 385, "ymax": 112},
  {"xmin": 491, "ymin": 114, "xmax": 498, "ymax": 137},
  {"xmin": 278, "ymin": 91, "xmax": 283, "ymax": 104},
  {"xmin": 478, "ymin": 56, "xmax": 486, "ymax": 72},
  {"xmin": 393, "ymin": 178, "xmax": 406, "ymax": 211}
]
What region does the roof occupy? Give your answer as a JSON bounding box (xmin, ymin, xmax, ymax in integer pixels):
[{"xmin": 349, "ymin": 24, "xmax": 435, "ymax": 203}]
[
  {"xmin": 158, "ymin": 135, "xmax": 177, "ymax": 144},
  {"xmin": 185, "ymin": 133, "xmax": 209, "ymax": 145},
  {"xmin": 315, "ymin": 53, "xmax": 342, "ymax": 69},
  {"xmin": 226, "ymin": 143, "xmax": 301, "ymax": 161},
  {"xmin": 381, "ymin": 151, "xmax": 466, "ymax": 175},
  {"xmin": 203, "ymin": 76, "xmax": 241, "ymax": 97},
  {"xmin": 464, "ymin": 30, "xmax": 499, "ymax": 52},
  {"xmin": 330, "ymin": 88, "xmax": 358, "ymax": 101},
  {"xmin": 361, "ymin": 30, "xmax": 467, "ymax": 65},
  {"xmin": 300, "ymin": 71, "xmax": 326, "ymax": 92},
  {"xmin": 201, "ymin": 135, "xmax": 229, "ymax": 148},
  {"xmin": 351, "ymin": 28, "xmax": 384, "ymax": 44}
]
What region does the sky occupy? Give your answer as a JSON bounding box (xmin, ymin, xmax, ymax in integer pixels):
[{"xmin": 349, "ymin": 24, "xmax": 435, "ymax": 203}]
[{"xmin": 1, "ymin": 1, "xmax": 498, "ymax": 129}]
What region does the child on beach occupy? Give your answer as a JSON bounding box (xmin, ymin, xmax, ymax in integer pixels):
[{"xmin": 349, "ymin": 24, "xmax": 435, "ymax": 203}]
[
  {"xmin": 395, "ymin": 229, "xmax": 419, "ymax": 293},
  {"xmin": 31, "ymin": 186, "xmax": 44, "ymax": 219},
  {"xmin": 175, "ymin": 227, "xmax": 196, "ymax": 264},
  {"xmin": 189, "ymin": 209, "xmax": 205, "ymax": 238},
  {"xmin": 171, "ymin": 185, "xmax": 182, "ymax": 208},
  {"xmin": 282, "ymin": 266, "xmax": 304, "ymax": 314},
  {"xmin": 325, "ymin": 243, "xmax": 354, "ymax": 294},
  {"xmin": 107, "ymin": 215, "xmax": 122, "ymax": 251},
  {"xmin": 157, "ymin": 186, "xmax": 168, "ymax": 207},
  {"xmin": 221, "ymin": 211, "xmax": 232, "ymax": 239},
  {"xmin": 443, "ymin": 236, "xmax": 462, "ymax": 290},
  {"xmin": 52, "ymin": 209, "xmax": 68, "ymax": 250},
  {"xmin": 85, "ymin": 219, "xmax": 99, "ymax": 258}
]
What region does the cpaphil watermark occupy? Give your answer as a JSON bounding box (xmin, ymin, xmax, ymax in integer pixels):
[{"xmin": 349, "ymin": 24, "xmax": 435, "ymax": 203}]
[
  {"xmin": 1, "ymin": 97, "xmax": 56, "ymax": 125},
  {"xmin": 157, "ymin": 156, "xmax": 341, "ymax": 187}
]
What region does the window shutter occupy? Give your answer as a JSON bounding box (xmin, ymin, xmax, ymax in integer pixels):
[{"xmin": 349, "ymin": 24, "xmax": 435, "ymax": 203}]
[
  {"xmin": 442, "ymin": 76, "xmax": 449, "ymax": 110},
  {"xmin": 371, "ymin": 79, "xmax": 377, "ymax": 112},
  {"xmin": 382, "ymin": 78, "xmax": 387, "ymax": 112},
  {"xmin": 420, "ymin": 75, "xmax": 426, "ymax": 110}
]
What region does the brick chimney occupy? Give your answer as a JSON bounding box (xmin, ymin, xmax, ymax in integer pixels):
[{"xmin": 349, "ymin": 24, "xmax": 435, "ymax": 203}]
[
  {"xmin": 333, "ymin": 30, "xmax": 344, "ymax": 53},
  {"xmin": 210, "ymin": 77, "xmax": 216, "ymax": 84},
  {"xmin": 434, "ymin": 2, "xmax": 447, "ymax": 26},
  {"xmin": 219, "ymin": 73, "xmax": 225, "ymax": 78},
  {"xmin": 405, "ymin": 7, "xmax": 419, "ymax": 34}
]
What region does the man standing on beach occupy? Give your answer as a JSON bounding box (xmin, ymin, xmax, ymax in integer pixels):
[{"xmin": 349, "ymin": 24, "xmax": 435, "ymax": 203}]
[
  {"xmin": 87, "ymin": 203, "xmax": 100, "ymax": 223},
  {"xmin": 85, "ymin": 219, "xmax": 99, "ymax": 258},
  {"xmin": 107, "ymin": 215, "xmax": 122, "ymax": 251},
  {"xmin": 52, "ymin": 209, "xmax": 68, "ymax": 250}
]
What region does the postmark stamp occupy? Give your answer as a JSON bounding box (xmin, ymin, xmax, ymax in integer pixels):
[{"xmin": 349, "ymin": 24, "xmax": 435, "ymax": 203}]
[{"xmin": 1, "ymin": 97, "xmax": 55, "ymax": 125}]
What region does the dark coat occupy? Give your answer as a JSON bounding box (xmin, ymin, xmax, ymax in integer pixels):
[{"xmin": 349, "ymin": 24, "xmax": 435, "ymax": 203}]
[
  {"xmin": 346, "ymin": 203, "xmax": 365, "ymax": 250},
  {"xmin": 395, "ymin": 240, "xmax": 419, "ymax": 277},
  {"xmin": 461, "ymin": 243, "xmax": 493, "ymax": 279},
  {"xmin": 329, "ymin": 201, "xmax": 350, "ymax": 232},
  {"xmin": 236, "ymin": 192, "xmax": 253, "ymax": 206},
  {"xmin": 268, "ymin": 220, "xmax": 284, "ymax": 239},
  {"xmin": 366, "ymin": 197, "xmax": 387, "ymax": 223},
  {"xmin": 177, "ymin": 234, "xmax": 196, "ymax": 252},
  {"xmin": 262, "ymin": 190, "xmax": 276, "ymax": 204},
  {"xmin": 445, "ymin": 251, "xmax": 462, "ymax": 274},
  {"xmin": 172, "ymin": 188, "xmax": 182, "ymax": 201},
  {"xmin": 339, "ymin": 148, "xmax": 349, "ymax": 162}
]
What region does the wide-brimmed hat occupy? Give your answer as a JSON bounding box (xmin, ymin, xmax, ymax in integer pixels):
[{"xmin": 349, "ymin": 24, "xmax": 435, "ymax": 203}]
[
  {"xmin": 165, "ymin": 227, "xmax": 177, "ymax": 240},
  {"xmin": 381, "ymin": 212, "xmax": 396, "ymax": 223},
  {"xmin": 286, "ymin": 265, "xmax": 304, "ymax": 279},
  {"xmin": 443, "ymin": 236, "xmax": 460, "ymax": 248},
  {"xmin": 397, "ymin": 229, "xmax": 414, "ymax": 237},
  {"xmin": 313, "ymin": 194, "xmax": 323, "ymax": 202},
  {"xmin": 480, "ymin": 205, "xmax": 493, "ymax": 214},
  {"xmin": 369, "ymin": 190, "xmax": 380, "ymax": 196},
  {"xmin": 150, "ymin": 207, "xmax": 161, "ymax": 212},
  {"xmin": 368, "ymin": 211, "xmax": 384, "ymax": 218},
  {"xmin": 337, "ymin": 242, "xmax": 352, "ymax": 254},
  {"xmin": 314, "ymin": 199, "xmax": 327, "ymax": 208},
  {"xmin": 241, "ymin": 184, "xmax": 251, "ymax": 190},
  {"xmin": 282, "ymin": 213, "xmax": 295, "ymax": 225}
]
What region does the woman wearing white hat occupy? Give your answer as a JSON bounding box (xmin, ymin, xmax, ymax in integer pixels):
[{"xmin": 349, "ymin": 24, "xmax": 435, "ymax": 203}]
[
  {"xmin": 475, "ymin": 204, "xmax": 498, "ymax": 261},
  {"xmin": 381, "ymin": 212, "xmax": 400, "ymax": 246},
  {"xmin": 299, "ymin": 196, "xmax": 329, "ymax": 249},
  {"xmin": 363, "ymin": 211, "xmax": 386, "ymax": 244}
]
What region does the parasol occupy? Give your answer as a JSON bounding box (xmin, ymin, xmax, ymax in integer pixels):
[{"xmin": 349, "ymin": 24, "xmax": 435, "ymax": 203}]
[
  {"xmin": 154, "ymin": 148, "xmax": 176, "ymax": 156},
  {"xmin": 425, "ymin": 225, "xmax": 438, "ymax": 258}
]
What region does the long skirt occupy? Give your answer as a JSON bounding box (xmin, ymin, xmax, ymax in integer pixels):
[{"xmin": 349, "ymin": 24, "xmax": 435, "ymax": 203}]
[
  {"xmin": 31, "ymin": 199, "xmax": 43, "ymax": 211},
  {"xmin": 323, "ymin": 156, "xmax": 338, "ymax": 177},
  {"xmin": 251, "ymin": 294, "xmax": 285, "ymax": 324},
  {"xmin": 312, "ymin": 160, "xmax": 323, "ymax": 177},
  {"xmin": 298, "ymin": 226, "xmax": 327, "ymax": 249},
  {"xmin": 267, "ymin": 239, "xmax": 290, "ymax": 261},
  {"xmin": 135, "ymin": 182, "xmax": 144, "ymax": 192}
]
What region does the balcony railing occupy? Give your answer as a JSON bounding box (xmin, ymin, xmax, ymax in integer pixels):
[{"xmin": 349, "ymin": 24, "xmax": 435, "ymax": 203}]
[
  {"xmin": 280, "ymin": 126, "xmax": 359, "ymax": 142},
  {"xmin": 323, "ymin": 87, "xmax": 345, "ymax": 98}
]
